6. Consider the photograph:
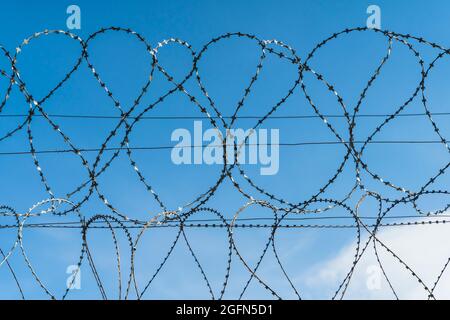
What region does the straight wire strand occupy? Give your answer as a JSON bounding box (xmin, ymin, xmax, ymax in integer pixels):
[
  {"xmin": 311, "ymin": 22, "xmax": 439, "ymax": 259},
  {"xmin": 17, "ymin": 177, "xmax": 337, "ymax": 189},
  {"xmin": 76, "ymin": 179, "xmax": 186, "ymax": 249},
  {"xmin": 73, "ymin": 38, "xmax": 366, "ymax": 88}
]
[
  {"xmin": 0, "ymin": 140, "xmax": 448, "ymax": 156},
  {"xmin": 1, "ymin": 112, "xmax": 450, "ymax": 120}
]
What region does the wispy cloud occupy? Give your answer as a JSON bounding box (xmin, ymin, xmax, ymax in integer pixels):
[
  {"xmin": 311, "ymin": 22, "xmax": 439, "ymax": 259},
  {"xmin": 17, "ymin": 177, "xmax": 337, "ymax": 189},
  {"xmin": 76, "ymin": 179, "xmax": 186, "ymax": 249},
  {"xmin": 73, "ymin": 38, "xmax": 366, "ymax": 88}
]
[{"xmin": 299, "ymin": 218, "xmax": 450, "ymax": 299}]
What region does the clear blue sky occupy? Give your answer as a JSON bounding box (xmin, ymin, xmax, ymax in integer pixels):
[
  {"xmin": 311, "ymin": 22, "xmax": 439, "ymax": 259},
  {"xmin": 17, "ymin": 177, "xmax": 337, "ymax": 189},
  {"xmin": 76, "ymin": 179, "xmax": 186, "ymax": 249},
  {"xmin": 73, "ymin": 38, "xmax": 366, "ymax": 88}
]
[{"xmin": 0, "ymin": 0, "xmax": 449, "ymax": 299}]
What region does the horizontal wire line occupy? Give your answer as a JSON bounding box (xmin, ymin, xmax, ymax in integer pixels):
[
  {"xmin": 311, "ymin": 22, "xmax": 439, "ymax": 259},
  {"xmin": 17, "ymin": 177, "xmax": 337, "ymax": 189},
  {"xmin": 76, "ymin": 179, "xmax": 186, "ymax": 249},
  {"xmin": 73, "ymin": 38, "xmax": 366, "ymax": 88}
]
[
  {"xmin": 0, "ymin": 140, "xmax": 447, "ymax": 156},
  {"xmin": 0, "ymin": 112, "xmax": 450, "ymax": 120},
  {"xmin": 0, "ymin": 221, "xmax": 447, "ymax": 229},
  {"xmin": 1, "ymin": 215, "xmax": 448, "ymax": 229}
]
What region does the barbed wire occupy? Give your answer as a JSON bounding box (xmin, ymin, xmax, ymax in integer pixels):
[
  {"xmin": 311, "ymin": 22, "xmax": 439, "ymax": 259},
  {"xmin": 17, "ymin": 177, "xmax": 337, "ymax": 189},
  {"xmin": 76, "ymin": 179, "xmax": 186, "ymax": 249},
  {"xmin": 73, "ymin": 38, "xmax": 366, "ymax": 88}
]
[{"xmin": 0, "ymin": 26, "xmax": 449, "ymax": 300}]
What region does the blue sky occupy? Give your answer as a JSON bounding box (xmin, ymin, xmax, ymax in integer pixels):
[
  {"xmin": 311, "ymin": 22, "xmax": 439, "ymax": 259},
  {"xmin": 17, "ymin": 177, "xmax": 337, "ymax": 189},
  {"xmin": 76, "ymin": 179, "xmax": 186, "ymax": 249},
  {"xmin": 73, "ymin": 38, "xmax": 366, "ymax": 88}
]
[{"xmin": 0, "ymin": 0, "xmax": 449, "ymax": 299}]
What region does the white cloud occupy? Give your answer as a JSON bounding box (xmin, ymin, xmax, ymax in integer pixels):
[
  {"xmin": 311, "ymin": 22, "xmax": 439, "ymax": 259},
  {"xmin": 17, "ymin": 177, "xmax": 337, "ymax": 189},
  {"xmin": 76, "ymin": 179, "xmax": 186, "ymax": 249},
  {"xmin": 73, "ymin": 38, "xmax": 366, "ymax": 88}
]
[{"xmin": 299, "ymin": 219, "xmax": 450, "ymax": 299}]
